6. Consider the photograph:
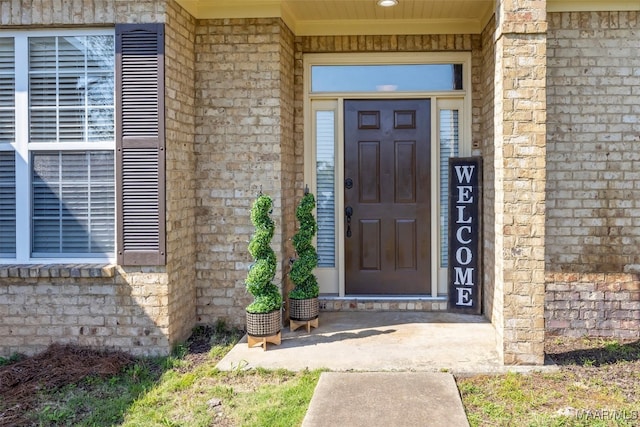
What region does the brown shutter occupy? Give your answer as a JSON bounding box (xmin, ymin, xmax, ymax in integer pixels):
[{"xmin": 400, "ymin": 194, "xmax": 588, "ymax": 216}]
[{"xmin": 116, "ymin": 23, "xmax": 166, "ymax": 265}]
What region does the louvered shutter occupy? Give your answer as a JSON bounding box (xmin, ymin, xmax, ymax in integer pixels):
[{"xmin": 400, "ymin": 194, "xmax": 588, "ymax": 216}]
[{"xmin": 115, "ymin": 23, "xmax": 165, "ymax": 265}]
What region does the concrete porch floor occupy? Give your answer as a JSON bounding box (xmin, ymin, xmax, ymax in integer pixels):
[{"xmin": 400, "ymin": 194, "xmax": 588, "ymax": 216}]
[{"xmin": 216, "ymin": 311, "xmax": 504, "ymax": 373}]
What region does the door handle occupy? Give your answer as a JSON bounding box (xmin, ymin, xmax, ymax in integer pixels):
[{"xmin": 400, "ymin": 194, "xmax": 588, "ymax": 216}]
[{"xmin": 345, "ymin": 206, "xmax": 353, "ymax": 238}]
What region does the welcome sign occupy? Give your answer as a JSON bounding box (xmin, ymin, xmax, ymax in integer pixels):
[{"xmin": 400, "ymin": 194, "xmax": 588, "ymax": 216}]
[{"xmin": 448, "ymin": 157, "xmax": 482, "ymax": 315}]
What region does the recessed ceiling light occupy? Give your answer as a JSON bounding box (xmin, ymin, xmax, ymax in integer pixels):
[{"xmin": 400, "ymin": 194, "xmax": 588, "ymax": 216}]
[{"xmin": 377, "ymin": 0, "xmax": 398, "ymax": 7}]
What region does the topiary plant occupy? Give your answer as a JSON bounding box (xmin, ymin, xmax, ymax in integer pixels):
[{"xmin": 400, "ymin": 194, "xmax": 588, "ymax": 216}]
[
  {"xmin": 289, "ymin": 192, "xmax": 319, "ymax": 300},
  {"xmin": 245, "ymin": 194, "xmax": 282, "ymax": 314}
]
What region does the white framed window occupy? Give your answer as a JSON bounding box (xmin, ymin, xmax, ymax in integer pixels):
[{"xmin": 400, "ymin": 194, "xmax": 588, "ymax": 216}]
[
  {"xmin": 306, "ymin": 99, "xmax": 340, "ymax": 291},
  {"xmin": 0, "ymin": 29, "xmax": 115, "ymax": 263}
]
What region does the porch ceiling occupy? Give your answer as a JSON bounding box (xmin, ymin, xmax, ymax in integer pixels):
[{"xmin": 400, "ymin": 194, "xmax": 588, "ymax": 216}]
[
  {"xmin": 176, "ymin": 0, "xmax": 495, "ymax": 35},
  {"xmin": 176, "ymin": 0, "xmax": 640, "ymax": 35}
]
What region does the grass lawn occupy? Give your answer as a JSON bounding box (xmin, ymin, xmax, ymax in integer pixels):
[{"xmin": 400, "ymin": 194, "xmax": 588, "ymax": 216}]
[
  {"xmin": 1, "ymin": 325, "xmax": 638, "ymax": 426},
  {"xmin": 0, "ymin": 323, "xmax": 322, "ymax": 427},
  {"xmin": 458, "ymin": 338, "xmax": 640, "ymax": 427}
]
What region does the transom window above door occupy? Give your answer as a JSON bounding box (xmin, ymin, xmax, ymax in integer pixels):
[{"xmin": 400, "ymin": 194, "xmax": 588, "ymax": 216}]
[{"xmin": 311, "ymin": 64, "xmax": 463, "ymax": 93}]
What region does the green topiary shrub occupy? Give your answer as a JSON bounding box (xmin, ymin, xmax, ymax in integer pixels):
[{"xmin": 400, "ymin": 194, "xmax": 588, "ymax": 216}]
[
  {"xmin": 289, "ymin": 192, "xmax": 319, "ymax": 300},
  {"xmin": 245, "ymin": 194, "xmax": 282, "ymax": 314}
]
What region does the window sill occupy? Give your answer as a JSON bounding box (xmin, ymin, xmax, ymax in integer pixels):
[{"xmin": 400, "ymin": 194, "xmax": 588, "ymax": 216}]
[{"xmin": 0, "ymin": 264, "xmax": 116, "ymax": 279}]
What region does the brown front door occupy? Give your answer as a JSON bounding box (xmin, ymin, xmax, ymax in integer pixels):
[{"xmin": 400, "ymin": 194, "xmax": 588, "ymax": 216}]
[{"xmin": 344, "ymin": 99, "xmax": 431, "ymax": 294}]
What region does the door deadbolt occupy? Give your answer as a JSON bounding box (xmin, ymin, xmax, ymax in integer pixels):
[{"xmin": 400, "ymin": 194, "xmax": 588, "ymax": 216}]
[{"xmin": 345, "ymin": 178, "xmax": 353, "ymax": 189}]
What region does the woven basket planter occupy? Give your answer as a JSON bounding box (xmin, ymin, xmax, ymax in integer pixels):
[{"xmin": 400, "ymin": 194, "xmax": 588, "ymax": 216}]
[
  {"xmin": 289, "ymin": 297, "xmax": 319, "ymax": 322},
  {"xmin": 246, "ymin": 309, "xmax": 281, "ymax": 337}
]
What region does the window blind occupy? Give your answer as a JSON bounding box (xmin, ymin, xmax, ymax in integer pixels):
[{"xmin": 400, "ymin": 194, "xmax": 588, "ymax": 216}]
[
  {"xmin": 29, "ymin": 35, "xmax": 115, "ymax": 143},
  {"xmin": 0, "ymin": 38, "xmax": 14, "ymax": 143},
  {"xmin": 0, "ymin": 38, "xmax": 15, "ymax": 256},
  {"xmin": 31, "ymin": 151, "xmax": 114, "ymax": 256},
  {"xmin": 440, "ymin": 109, "xmax": 459, "ymax": 268},
  {"xmin": 0, "ymin": 152, "xmax": 15, "ymax": 256},
  {"xmin": 316, "ymin": 111, "xmax": 335, "ymax": 268}
]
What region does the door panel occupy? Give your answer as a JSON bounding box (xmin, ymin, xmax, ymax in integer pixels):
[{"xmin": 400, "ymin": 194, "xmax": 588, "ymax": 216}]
[
  {"xmin": 395, "ymin": 141, "xmax": 416, "ymax": 203},
  {"xmin": 360, "ymin": 220, "xmax": 381, "ymax": 270},
  {"xmin": 358, "ymin": 142, "xmax": 380, "ymax": 203},
  {"xmin": 396, "ymin": 219, "xmax": 417, "ymax": 270},
  {"xmin": 345, "ymin": 99, "xmax": 431, "ymax": 294}
]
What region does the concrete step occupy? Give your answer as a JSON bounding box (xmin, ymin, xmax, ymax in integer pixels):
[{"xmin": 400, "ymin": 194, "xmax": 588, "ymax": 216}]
[{"xmin": 319, "ymin": 296, "xmax": 448, "ymax": 312}]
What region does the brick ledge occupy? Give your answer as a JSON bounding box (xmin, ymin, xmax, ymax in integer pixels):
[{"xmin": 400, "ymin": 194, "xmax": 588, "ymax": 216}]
[{"xmin": 0, "ymin": 264, "xmax": 115, "ymax": 279}]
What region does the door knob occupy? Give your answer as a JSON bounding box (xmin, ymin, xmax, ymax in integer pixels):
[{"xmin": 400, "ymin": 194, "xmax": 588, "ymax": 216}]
[
  {"xmin": 345, "ymin": 178, "xmax": 353, "ymax": 189},
  {"xmin": 345, "ymin": 206, "xmax": 353, "ymax": 238}
]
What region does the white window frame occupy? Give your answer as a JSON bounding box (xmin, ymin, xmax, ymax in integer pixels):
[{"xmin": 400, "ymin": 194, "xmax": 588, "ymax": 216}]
[
  {"xmin": 0, "ymin": 28, "xmax": 115, "ymax": 264},
  {"xmin": 304, "ymin": 52, "xmax": 472, "ymax": 298}
]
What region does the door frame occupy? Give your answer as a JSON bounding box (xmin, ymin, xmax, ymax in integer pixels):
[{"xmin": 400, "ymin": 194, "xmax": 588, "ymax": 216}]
[{"xmin": 303, "ymin": 52, "xmax": 473, "ymax": 298}]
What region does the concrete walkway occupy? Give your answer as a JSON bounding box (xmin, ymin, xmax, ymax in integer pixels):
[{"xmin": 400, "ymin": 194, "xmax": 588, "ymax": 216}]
[
  {"xmin": 302, "ymin": 372, "xmax": 470, "ymax": 427},
  {"xmin": 216, "ymin": 311, "xmax": 501, "ymax": 426}
]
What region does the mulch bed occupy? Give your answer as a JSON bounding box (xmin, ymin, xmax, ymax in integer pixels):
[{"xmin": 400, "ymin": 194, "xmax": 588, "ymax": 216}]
[{"xmin": 0, "ymin": 344, "xmax": 133, "ymax": 427}]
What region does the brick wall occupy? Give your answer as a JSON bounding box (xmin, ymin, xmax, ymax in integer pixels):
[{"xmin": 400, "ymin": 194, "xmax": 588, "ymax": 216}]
[
  {"xmin": 0, "ymin": 0, "xmax": 166, "ymax": 25},
  {"xmin": 480, "ymin": 15, "xmax": 501, "ymax": 357},
  {"xmin": 193, "ymin": 18, "xmax": 296, "ymax": 328},
  {"xmin": 165, "ymin": 0, "xmax": 198, "ymax": 346},
  {"xmin": 0, "ymin": 266, "xmax": 171, "ymax": 357},
  {"xmin": 545, "ymin": 11, "xmax": 640, "ymax": 339},
  {"xmin": 279, "ymin": 21, "xmax": 298, "ymax": 309},
  {"xmin": 546, "ymin": 273, "xmax": 640, "ymax": 338}
]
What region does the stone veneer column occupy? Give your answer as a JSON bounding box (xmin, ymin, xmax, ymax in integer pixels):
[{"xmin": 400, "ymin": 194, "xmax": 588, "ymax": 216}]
[{"xmin": 493, "ymin": 0, "xmax": 547, "ymax": 365}]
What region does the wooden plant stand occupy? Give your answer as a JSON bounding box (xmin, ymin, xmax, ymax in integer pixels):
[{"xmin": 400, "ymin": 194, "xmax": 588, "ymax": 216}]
[
  {"xmin": 290, "ymin": 317, "xmax": 319, "ymax": 333},
  {"xmin": 247, "ymin": 331, "xmax": 281, "ymax": 351}
]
